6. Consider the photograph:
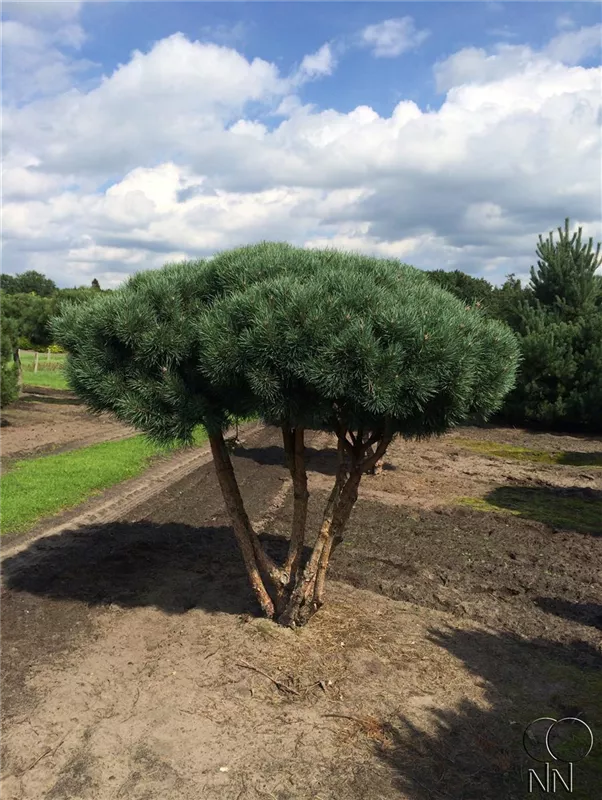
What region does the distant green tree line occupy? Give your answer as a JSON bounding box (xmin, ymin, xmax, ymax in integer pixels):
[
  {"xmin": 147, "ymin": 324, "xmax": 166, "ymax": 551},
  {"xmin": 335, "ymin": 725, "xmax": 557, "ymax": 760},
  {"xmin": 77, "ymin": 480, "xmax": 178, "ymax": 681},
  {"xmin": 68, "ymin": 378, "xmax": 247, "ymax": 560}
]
[
  {"xmin": 0, "ymin": 275, "xmax": 112, "ymax": 405},
  {"xmin": 0, "ymin": 274, "xmax": 112, "ymax": 351}
]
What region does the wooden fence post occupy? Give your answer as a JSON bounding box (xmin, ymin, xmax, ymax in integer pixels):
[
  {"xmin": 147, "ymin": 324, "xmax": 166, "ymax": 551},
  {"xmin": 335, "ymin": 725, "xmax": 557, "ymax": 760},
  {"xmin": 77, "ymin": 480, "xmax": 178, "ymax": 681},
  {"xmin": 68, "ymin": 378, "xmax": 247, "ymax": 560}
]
[{"xmin": 34, "ymin": 352, "xmax": 39, "ymax": 373}]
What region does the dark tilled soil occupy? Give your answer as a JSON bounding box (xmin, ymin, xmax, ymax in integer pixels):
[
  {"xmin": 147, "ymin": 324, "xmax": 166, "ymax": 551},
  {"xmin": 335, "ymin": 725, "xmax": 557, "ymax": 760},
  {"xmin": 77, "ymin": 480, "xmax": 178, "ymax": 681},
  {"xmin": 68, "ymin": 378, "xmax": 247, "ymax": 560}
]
[
  {"xmin": 333, "ymin": 498, "xmax": 601, "ymax": 650},
  {"xmin": 1, "ymin": 443, "xmax": 286, "ymax": 720}
]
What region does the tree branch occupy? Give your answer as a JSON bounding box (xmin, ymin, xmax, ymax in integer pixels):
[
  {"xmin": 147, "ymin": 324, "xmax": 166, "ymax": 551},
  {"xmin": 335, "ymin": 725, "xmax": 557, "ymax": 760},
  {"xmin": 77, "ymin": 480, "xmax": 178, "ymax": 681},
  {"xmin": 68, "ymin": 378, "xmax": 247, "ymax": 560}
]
[
  {"xmin": 359, "ymin": 434, "xmax": 393, "ymax": 474},
  {"xmin": 360, "ymin": 428, "xmax": 384, "ymax": 453}
]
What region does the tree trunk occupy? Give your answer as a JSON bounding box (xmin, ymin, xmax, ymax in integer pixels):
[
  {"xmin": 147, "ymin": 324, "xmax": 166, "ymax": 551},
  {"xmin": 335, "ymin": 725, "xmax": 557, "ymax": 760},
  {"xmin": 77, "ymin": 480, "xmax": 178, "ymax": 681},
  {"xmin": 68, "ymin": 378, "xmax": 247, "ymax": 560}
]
[
  {"xmin": 281, "ymin": 427, "xmax": 309, "ymax": 591},
  {"xmin": 209, "ymin": 432, "xmax": 276, "ymax": 618},
  {"xmin": 367, "ymin": 444, "xmax": 384, "ymax": 475},
  {"xmin": 287, "ymin": 430, "xmax": 393, "ymax": 625},
  {"xmin": 277, "ymin": 466, "xmax": 361, "ymax": 626},
  {"xmin": 276, "ymin": 434, "xmax": 358, "ymax": 627}
]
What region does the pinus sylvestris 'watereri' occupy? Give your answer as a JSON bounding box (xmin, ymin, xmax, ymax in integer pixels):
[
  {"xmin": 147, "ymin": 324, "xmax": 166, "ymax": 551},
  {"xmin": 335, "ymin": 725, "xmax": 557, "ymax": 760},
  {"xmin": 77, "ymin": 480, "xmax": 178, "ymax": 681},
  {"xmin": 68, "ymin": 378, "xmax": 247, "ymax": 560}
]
[{"xmin": 52, "ymin": 243, "xmax": 520, "ymax": 626}]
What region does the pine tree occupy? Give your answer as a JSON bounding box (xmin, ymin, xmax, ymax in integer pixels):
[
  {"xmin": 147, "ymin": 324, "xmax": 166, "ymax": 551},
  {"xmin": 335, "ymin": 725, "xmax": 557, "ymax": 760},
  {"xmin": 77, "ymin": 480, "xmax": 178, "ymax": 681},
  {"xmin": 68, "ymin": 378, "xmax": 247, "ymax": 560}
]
[
  {"xmin": 501, "ymin": 220, "xmax": 602, "ymax": 430},
  {"xmin": 52, "ymin": 243, "xmax": 520, "ymax": 627},
  {"xmin": 530, "ymin": 218, "xmax": 601, "ymax": 320},
  {"xmin": 91, "ymin": 278, "xmax": 101, "ymax": 291}
]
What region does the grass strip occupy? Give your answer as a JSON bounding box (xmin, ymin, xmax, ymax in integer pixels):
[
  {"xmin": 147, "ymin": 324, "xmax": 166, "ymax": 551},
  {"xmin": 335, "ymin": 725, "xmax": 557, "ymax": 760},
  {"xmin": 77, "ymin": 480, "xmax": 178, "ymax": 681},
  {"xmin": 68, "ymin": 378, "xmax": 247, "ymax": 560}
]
[
  {"xmin": 22, "ymin": 370, "xmax": 69, "ymax": 390},
  {"xmin": 1, "ymin": 427, "xmax": 208, "ymax": 535}
]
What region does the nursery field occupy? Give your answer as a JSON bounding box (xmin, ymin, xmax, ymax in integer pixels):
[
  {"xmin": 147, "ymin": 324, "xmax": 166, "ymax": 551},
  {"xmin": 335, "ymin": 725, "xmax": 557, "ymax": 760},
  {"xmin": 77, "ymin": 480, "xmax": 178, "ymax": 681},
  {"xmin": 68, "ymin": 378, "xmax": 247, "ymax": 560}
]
[
  {"xmin": 1, "ymin": 386, "xmax": 133, "ymax": 465},
  {"xmin": 1, "ymin": 424, "xmax": 601, "ymax": 800},
  {"xmin": 0, "ymin": 388, "xmax": 211, "ymax": 535},
  {"xmin": 17, "ymin": 351, "xmax": 68, "ymax": 391}
]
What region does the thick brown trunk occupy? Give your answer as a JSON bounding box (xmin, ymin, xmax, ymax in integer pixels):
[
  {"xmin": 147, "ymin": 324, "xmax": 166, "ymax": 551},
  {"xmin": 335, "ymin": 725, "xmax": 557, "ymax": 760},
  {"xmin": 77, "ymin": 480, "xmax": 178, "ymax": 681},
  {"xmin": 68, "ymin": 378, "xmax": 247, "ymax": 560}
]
[
  {"xmin": 276, "ymin": 463, "xmax": 344, "ymax": 626},
  {"xmin": 211, "ymin": 420, "xmax": 394, "ymax": 628},
  {"xmin": 313, "ymin": 469, "xmax": 361, "ymax": 608},
  {"xmin": 281, "ymin": 427, "xmax": 309, "ymax": 589},
  {"xmin": 209, "ymin": 432, "xmax": 276, "ymax": 618}
]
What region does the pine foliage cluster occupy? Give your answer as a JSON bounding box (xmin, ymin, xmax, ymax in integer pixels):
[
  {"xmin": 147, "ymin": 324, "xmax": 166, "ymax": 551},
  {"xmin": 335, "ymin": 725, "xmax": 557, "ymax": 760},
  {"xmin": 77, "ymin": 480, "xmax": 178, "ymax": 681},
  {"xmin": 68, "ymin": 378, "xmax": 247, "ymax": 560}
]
[{"xmin": 52, "ymin": 243, "xmax": 520, "ymax": 444}]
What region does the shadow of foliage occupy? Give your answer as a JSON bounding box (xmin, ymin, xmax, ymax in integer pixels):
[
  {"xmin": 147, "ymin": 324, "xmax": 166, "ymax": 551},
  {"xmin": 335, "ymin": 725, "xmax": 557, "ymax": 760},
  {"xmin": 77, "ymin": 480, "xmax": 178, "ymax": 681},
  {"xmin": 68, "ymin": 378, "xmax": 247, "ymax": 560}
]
[
  {"xmin": 484, "ymin": 485, "xmax": 602, "ymax": 536},
  {"xmin": 20, "ymin": 395, "xmax": 83, "ymax": 406},
  {"xmin": 1, "ymin": 520, "xmax": 300, "ymax": 616},
  {"xmin": 555, "ymin": 452, "xmax": 602, "ymax": 467},
  {"xmin": 535, "ymin": 597, "xmax": 602, "ymax": 631},
  {"xmin": 233, "ymin": 442, "xmax": 396, "ymax": 476},
  {"xmin": 375, "ymin": 627, "xmax": 602, "ymax": 800}
]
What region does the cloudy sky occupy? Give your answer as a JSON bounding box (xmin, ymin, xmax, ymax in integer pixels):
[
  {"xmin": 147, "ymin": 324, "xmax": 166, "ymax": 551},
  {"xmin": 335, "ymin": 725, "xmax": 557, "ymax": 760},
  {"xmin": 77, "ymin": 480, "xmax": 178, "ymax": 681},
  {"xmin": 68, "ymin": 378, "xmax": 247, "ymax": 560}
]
[{"xmin": 2, "ymin": 1, "xmax": 601, "ymax": 289}]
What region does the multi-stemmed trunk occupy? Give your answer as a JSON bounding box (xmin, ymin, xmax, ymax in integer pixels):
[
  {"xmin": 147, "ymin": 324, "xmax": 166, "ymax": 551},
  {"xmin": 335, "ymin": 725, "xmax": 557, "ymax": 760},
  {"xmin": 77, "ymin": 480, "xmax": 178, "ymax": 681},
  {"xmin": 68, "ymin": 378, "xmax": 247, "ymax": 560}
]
[{"xmin": 209, "ymin": 423, "xmax": 392, "ymax": 627}]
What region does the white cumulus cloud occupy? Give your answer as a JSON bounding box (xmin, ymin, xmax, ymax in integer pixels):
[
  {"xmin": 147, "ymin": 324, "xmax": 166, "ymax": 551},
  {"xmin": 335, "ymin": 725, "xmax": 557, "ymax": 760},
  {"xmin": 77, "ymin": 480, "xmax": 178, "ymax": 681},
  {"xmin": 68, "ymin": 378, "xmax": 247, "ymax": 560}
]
[
  {"xmin": 545, "ymin": 24, "xmax": 602, "ymax": 66},
  {"xmin": 360, "ymin": 17, "xmax": 430, "ymax": 58},
  {"xmin": 2, "ymin": 6, "xmax": 601, "ymax": 290},
  {"xmin": 296, "ymin": 43, "xmax": 336, "ymax": 80}
]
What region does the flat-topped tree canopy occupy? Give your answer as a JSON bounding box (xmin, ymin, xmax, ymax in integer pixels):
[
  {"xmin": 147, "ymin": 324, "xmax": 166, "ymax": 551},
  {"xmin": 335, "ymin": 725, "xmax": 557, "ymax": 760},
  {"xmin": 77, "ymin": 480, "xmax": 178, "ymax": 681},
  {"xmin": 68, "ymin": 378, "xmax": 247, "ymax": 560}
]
[
  {"xmin": 52, "ymin": 242, "xmax": 519, "ymax": 444},
  {"xmin": 51, "ymin": 243, "xmax": 351, "ymax": 441}
]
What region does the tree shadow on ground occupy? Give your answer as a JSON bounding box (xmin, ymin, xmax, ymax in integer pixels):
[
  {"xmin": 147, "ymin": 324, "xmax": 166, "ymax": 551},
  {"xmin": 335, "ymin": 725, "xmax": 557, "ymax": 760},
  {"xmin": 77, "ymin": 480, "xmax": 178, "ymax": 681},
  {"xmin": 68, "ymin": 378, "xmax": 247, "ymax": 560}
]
[
  {"xmin": 534, "ymin": 598, "xmax": 602, "ymax": 631},
  {"xmin": 555, "ymin": 452, "xmax": 602, "ymax": 467},
  {"xmin": 375, "ymin": 627, "xmax": 602, "ymax": 800},
  {"xmin": 233, "ymin": 443, "xmax": 396, "ymax": 476},
  {"xmin": 491, "ymin": 417, "xmax": 602, "ymax": 440},
  {"xmin": 483, "ymin": 485, "xmax": 602, "ymax": 536},
  {"xmin": 1, "ymin": 521, "xmax": 300, "ymax": 616}
]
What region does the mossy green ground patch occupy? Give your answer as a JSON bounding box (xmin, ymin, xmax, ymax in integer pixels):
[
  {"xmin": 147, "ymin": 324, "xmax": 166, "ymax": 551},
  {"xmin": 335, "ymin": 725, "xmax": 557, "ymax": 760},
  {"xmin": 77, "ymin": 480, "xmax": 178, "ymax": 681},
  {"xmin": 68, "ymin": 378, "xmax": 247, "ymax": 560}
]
[
  {"xmin": 1, "ymin": 427, "xmax": 208, "ymax": 535},
  {"xmin": 452, "ymin": 438, "xmax": 602, "ymax": 468}
]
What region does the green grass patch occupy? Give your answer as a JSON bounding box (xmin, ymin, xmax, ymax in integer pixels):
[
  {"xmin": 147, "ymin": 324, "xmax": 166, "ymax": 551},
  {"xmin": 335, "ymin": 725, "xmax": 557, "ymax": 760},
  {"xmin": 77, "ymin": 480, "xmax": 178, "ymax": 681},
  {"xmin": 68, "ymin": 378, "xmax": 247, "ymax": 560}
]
[
  {"xmin": 451, "ymin": 438, "xmax": 602, "ymax": 468},
  {"xmin": 1, "ymin": 427, "xmax": 208, "ymax": 535},
  {"xmin": 12, "ymin": 352, "xmax": 69, "ymax": 390},
  {"xmin": 457, "ymin": 487, "xmax": 601, "ymax": 535},
  {"xmin": 22, "ymin": 369, "xmax": 69, "ymax": 390}
]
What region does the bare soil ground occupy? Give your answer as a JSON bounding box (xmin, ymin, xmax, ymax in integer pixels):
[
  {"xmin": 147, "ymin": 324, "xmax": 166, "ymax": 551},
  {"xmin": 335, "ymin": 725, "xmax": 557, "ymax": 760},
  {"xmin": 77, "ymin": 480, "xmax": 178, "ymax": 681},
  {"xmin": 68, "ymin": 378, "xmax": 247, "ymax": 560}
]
[
  {"xmin": 1, "ymin": 424, "xmax": 601, "ymax": 800},
  {"xmin": 1, "ymin": 387, "xmax": 135, "ymax": 467}
]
